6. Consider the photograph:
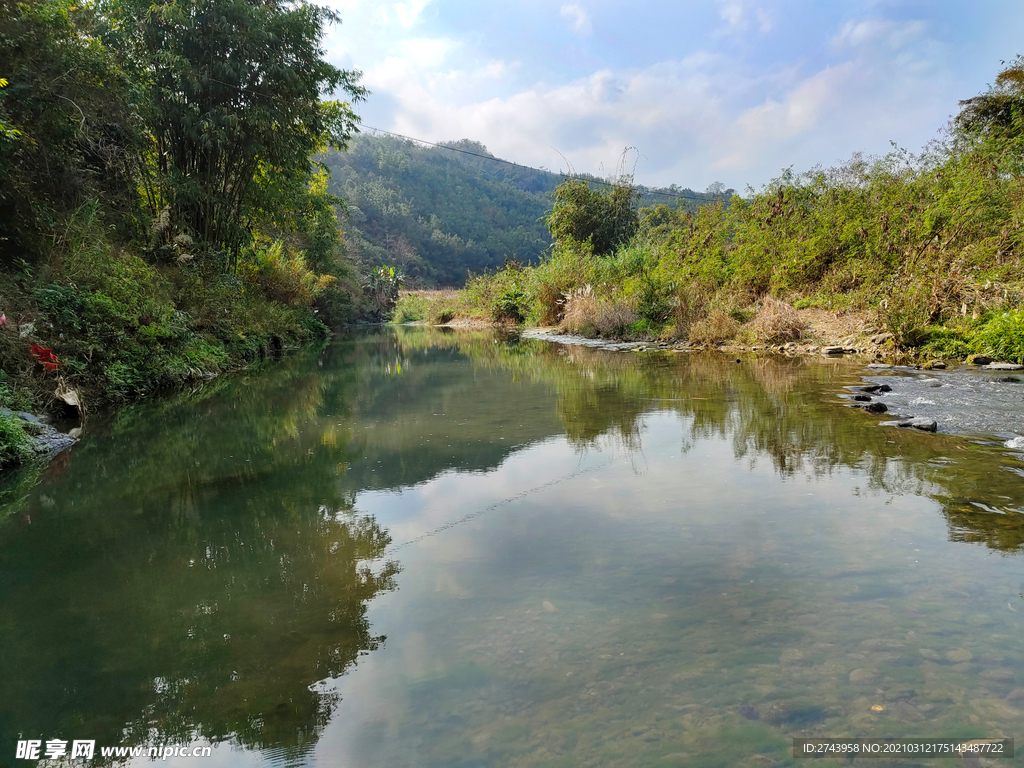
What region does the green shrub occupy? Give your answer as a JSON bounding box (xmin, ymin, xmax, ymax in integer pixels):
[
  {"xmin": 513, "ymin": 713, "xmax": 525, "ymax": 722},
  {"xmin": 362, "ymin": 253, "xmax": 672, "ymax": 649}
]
[
  {"xmin": 492, "ymin": 288, "xmax": 527, "ymax": 324},
  {"xmin": 392, "ymin": 293, "xmax": 429, "ymax": 323},
  {"xmin": 880, "ymin": 282, "xmax": 931, "ymax": 348},
  {"xmin": 974, "ymin": 311, "xmax": 1024, "ymax": 363},
  {"xmin": 0, "ymin": 414, "xmax": 34, "ymax": 468}
]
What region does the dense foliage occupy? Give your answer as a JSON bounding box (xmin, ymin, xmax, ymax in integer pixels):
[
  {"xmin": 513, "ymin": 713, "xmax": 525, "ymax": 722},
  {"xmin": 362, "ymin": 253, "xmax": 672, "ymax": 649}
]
[
  {"xmin": 398, "ymin": 59, "xmax": 1024, "ymax": 364},
  {"xmin": 323, "ymin": 133, "xmax": 727, "ymax": 286},
  {"xmin": 0, "ymin": 0, "xmax": 372, "ymax": 466}
]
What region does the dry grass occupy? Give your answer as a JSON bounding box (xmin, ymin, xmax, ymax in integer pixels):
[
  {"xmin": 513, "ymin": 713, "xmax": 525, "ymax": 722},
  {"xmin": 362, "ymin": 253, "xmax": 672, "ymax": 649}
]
[
  {"xmin": 561, "ymin": 286, "xmax": 639, "ymax": 337},
  {"xmin": 688, "ymin": 309, "xmax": 740, "ymax": 345},
  {"xmin": 746, "ymin": 297, "xmax": 807, "ymax": 344}
]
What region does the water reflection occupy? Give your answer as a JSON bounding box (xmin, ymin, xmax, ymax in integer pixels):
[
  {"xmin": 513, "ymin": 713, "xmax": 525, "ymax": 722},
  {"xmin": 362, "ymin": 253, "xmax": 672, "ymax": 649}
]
[
  {"xmin": 2, "ymin": 327, "xmax": 1024, "ymax": 767},
  {"xmin": 0, "ymin": 348, "xmax": 400, "ymax": 758},
  {"xmin": 393, "ymin": 327, "xmax": 1024, "ymax": 555}
]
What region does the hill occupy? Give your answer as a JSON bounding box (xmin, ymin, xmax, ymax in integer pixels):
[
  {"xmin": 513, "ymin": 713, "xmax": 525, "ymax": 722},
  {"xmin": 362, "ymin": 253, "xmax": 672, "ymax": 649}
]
[{"xmin": 322, "ymin": 134, "xmax": 730, "ymax": 286}]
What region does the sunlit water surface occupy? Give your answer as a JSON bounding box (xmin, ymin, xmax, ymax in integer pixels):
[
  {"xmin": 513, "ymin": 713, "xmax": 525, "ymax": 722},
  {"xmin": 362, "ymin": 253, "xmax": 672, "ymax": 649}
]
[{"xmin": 3, "ymin": 327, "xmax": 1024, "ymax": 768}]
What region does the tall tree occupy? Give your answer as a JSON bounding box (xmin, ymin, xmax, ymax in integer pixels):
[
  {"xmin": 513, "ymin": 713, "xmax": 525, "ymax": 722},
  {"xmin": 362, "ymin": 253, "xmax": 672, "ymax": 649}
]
[{"xmin": 102, "ymin": 0, "xmax": 366, "ymax": 261}]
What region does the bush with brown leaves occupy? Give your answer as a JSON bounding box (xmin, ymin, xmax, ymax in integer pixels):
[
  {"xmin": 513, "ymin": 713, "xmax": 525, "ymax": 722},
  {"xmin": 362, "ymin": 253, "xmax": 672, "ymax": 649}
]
[
  {"xmin": 561, "ymin": 286, "xmax": 639, "ymax": 338},
  {"xmin": 746, "ymin": 297, "xmax": 807, "ymax": 344},
  {"xmin": 688, "ymin": 309, "xmax": 740, "ymax": 345}
]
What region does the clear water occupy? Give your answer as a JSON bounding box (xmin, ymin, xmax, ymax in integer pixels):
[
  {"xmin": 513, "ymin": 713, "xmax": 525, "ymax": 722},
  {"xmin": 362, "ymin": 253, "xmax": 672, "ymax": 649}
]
[{"xmin": 3, "ymin": 327, "xmax": 1024, "ymax": 767}]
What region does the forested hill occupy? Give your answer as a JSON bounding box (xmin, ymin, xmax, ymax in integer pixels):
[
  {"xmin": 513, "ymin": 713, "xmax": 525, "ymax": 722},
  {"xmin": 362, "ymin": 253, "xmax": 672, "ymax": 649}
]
[{"xmin": 323, "ymin": 134, "xmax": 730, "ymax": 286}]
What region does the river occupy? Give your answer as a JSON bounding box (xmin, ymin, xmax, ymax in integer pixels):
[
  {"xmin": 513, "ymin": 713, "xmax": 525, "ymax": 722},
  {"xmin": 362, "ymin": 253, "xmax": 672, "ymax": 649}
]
[{"xmin": 2, "ymin": 327, "xmax": 1024, "ymax": 767}]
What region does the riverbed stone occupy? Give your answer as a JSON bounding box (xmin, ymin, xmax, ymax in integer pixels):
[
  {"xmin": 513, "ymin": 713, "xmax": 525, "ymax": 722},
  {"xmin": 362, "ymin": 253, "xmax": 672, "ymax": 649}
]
[
  {"xmin": 996, "ymin": 376, "xmax": 1021, "ymax": 383},
  {"xmin": 864, "ymin": 402, "xmax": 888, "ymax": 414},
  {"xmin": 946, "ymin": 648, "xmax": 974, "ymax": 663},
  {"xmin": 921, "ymin": 360, "xmax": 946, "ymax": 370},
  {"xmin": 985, "ymin": 362, "xmax": 1024, "ymax": 371},
  {"xmin": 897, "ymin": 417, "xmax": 938, "ymax": 432},
  {"xmin": 822, "ymin": 346, "xmax": 844, "ymax": 355},
  {"xmin": 850, "ymin": 668, "xmax": 877, "ymax": 684}
]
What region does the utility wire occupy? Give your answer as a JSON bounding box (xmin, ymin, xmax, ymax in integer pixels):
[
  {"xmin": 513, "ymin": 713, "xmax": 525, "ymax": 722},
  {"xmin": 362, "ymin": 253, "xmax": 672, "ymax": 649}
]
[
  {"xmin": 201, "ymin": 75, "xmax": 722, "ymax": 203},
  {"xmin": 357, "ymin": 122, "xmax": 718, "ymax": 203}
]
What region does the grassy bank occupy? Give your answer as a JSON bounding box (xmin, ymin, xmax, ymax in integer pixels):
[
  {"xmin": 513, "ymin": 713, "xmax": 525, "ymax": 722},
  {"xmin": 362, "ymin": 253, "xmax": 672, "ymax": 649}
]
[{"xmin": 395, "ymin": 59, "xmax": 1024, "ymax": 365}]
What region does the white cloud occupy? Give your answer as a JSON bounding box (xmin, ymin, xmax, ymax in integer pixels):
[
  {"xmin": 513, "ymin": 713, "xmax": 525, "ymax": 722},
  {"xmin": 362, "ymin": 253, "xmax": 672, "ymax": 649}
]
[
  {"xmin": 560, "ymin": 4, "xmax": 593, "ymax": 37},
  {"xmin": 394, "ymin": 0, "xmax": 430, "ymax": 28},
  {"xmin": 832, "ymin": 18, "xmax": 927, "ymax": 50},
  {"xmin": 718, "ymin": 0, "xmax": 772, "ymax": 35},
  {"xmin": 323, "ymin": 0, "xmax": 962, "ymax": 189}
]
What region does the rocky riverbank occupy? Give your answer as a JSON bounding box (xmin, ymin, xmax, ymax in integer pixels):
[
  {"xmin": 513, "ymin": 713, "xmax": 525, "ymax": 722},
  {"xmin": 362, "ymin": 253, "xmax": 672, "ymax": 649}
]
[{"xmin": 0, "ymin": 408, "xmax": 79, "ymax": 460}]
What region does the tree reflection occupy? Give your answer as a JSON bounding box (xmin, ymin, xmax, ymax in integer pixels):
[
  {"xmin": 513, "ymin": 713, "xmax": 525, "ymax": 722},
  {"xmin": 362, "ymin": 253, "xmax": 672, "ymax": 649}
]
[
  {"xmin": 393, "ymin": 327, "xmax": 1024, "ymax": 555},
  {"xmin": 0, "ymin": 347, "xmax": 399, "ymax": 758}
]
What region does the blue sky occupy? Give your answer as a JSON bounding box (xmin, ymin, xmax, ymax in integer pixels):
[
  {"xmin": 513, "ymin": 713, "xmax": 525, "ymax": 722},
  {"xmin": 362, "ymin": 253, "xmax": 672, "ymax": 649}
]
[{"xmin": 322, "ymin": 1, "xmax": 1024, "ymax": 190}]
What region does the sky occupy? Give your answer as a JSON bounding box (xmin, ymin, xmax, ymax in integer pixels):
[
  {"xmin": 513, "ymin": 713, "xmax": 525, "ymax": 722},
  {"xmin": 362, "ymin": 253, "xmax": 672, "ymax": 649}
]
[{"xmin": 321, "ymin": 0, "xmax": 1024, "ymax": 191}]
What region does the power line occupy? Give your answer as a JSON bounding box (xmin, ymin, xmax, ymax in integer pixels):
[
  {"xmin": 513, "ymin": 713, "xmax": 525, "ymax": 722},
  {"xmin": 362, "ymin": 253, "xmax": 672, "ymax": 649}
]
[
  {"xmin": 356, "ymin": 123, "xmax": 718, "ymax": 203},
  {"xmin": 193, "ymin": 75, "xmax": 723, "ymax": 203}
]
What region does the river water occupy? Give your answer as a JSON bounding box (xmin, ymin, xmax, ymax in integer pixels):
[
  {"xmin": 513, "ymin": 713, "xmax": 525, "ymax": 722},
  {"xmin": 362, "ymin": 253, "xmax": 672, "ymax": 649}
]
[{"xmin": 2, "ymin": 327, "xmax": 1024, "ymax": 767}]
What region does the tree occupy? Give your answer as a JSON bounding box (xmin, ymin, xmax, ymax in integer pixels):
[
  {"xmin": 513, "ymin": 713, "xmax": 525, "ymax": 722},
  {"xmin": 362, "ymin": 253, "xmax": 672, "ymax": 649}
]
[
  {"xmin": 0, "ymin": 0, "xmax": 142, "ymax": 258},
  {"xmin": 956, "ymin": 56, "xmax": 1024, "ymax": 144},
  {"xmin": 101, "ymin": 0, "xmax": 366, "ymax": 262},
  {"xmin": 546, "ymin": 177, "xmax": 641, "ymax": 255}
]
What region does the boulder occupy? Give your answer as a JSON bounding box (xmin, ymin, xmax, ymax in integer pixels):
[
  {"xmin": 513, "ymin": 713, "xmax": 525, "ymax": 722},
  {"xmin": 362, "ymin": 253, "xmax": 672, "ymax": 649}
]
[
  {"xmin": 920, "ymin": 360, "xmax": 946, "ymax": 370},
  {"xmin": 967, "ymin": 354, "xmax": 993, "ymax": 365},
  {"xmin": 864, "ymin": 402, "xmax": 888, "ymax": 414},
  {"xmin": 822, "ymin": 346, "xmax": 844, "ymax": 355},
  {"xmin": 984, "ymin": 362, "xmax": 1024, "ymax": 371}
]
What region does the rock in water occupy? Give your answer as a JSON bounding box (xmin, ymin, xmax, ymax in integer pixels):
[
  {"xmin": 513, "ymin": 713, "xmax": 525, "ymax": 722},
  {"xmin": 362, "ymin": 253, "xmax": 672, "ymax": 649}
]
[
  {"xmin": 985, "ymin": 362, "xmax": 1024, "ymax": 371},
  {"xmin": 864, "ymin": 402, "xmax": 887, "ymax": 414},
  {"xmin": 898, "ymin": 417, "xmax": 938, "ymax": 432},
  {"xmin": 967, "ymin": 354, "xmax": 993, "ymax": 365},
  {"xmin": 822, "ymin": 346, "xmax": 844, "ymax": 355}
]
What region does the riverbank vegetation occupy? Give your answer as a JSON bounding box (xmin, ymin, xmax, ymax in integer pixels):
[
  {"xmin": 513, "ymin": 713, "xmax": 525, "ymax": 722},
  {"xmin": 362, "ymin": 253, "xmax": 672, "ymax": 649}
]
[
  {"xmin": 396, "ymin": 58, "xmax": 1024, "ymax": 364},
  {"xmin": 0, "ymin": 0, "xmax": 371, "ymax": 464}
]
